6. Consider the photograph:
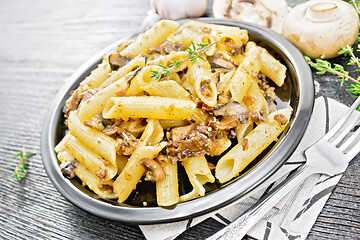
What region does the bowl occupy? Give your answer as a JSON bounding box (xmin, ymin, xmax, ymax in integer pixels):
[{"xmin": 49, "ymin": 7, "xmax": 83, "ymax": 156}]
[{"xmin": 41, "ymin": 18, "xmax": 314, "ymax": 224}]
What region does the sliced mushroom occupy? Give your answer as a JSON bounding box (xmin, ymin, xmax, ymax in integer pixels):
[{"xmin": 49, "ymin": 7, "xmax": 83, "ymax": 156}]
[
  {"xmin": 139, "ymin": 158, "xmax": 166, "ymax": 182},
  {"xmin": 209, "ymin": 57, "xmax": 234, "ymax": 70},
  {"xmin": 60, "ymin": 159, "xmax": 78, "ymax": 179},
  {"xmin": 125, "ymin": 67, "xmax": 142, "ymax": 85},
  {"xmin": 212, "ymin": 101, "xmax": 250, "ymax": 130},
  {"xmin": 170, "ymin": 124, "xmax": 196, "ymax": 142},
  {"xmin": 108, "ymin": 52, "xmax": 131, "ymax": 71},
  {"xmin": 213, "ymin": 0, "xmax": 289, "ymax": 33},
  {"xmin": 213, "ymin": 101, "xmax": 249, "ymax": 120},
  {"xmin": 160, "ymin": 41, "xmax": 187, "ymax": 55},
  {"xmin": 282, "ymin": 0, "xmax": 359, "ymax": 59}
]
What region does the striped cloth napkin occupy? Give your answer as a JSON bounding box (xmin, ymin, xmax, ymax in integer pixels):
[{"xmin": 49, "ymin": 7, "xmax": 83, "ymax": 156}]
[{"xmin": 140, "ymin": 96, "xmax": 358, "ymax": 240}]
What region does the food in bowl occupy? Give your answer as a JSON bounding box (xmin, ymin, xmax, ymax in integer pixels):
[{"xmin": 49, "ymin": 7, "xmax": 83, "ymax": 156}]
[{"xmin": 54, "ymin": 20, "xmax": 292, "ymax": 207}]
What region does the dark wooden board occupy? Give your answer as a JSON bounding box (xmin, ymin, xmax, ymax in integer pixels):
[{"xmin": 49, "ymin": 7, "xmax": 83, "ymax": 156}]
[{"xmin": 0, "ymin": 0, "xmax": 358, "ymax": 239}]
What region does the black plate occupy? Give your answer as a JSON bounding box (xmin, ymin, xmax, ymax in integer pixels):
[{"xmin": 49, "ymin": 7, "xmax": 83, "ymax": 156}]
[{"xmin": 41, "ymin": 18, "xmax": 314, "ymax": 224}]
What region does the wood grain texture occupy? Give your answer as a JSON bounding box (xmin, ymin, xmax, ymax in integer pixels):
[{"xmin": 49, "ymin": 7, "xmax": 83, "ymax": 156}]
[{"xmin": 0, "ymin": 0, "xmax": 359, "ymax": 239}]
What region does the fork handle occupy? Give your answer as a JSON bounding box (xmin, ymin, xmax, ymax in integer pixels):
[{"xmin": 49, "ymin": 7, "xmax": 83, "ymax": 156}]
[{"xmin": 207, "ymin": 164, "xmax": 316, "ymax": 240}]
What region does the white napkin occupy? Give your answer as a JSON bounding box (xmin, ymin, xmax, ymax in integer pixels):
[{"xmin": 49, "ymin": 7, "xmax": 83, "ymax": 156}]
[{"xmin": 140, "ymin": 96, "xmax": 358, "ymax": 240}]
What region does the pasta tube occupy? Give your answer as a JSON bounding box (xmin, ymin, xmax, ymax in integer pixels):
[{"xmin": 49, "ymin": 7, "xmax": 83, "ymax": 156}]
[
  {"xmin": 65, "ymin": 135, "xmax": 117, "ymax": 180},
  {"xmin": 116, "ymin": 154, "xmax": 129, "ymax": 174},
  {"xmin": 179, "ymin": 20, "xmax": 249, "ymax": 46},
  {"xmin": 216, "ymin": 106, "xmax": 293, "ymax": 183},
  {"xmin": 147, "ymin": 51, "xmax": 190, "ymax": 72},
  {"xmin": 102, "ymin": 96, "xmax": 196, "ymax": 120},
  {"xmin": 78, "ymin": 76, "xmax": 128, "ymax": 122},
  {"xmin": 229, "ymin": 41, "xmax": 261, "ymax": 103},
  {"xmin": 142, "ymin": 80, "xmax": 191, "ymax": 99},
  {"xmin": 57, "ymin": 151, "xmax": 117, "ymax": 199},
  {"xmin": 67, "ymin": 111, "xmax": 117, "ymax": 166},
  {"xmin": 156, "ymin": 159, "xmax": 179, "ymax": 207},
  {"xmin": 243, "ymin": 80, "xmax": 269, "ymax": 115},
  {"xmin": 99, "ymin": 56, "xmax": 146, "ymax": 89},
  {"xmin": 181, "ymin": 156, "xmax": 215, "ymax": 197},
  {"xmin": 259, "ymin": 47, "xmax": 287, "ymax": 87},
  {"xmin": 80, "ymin": 60, "xmax": 111, "ymax": 89},
  {"xmin": 125, "ymin": 65, "xmax": 163, "ymax": 96},
  {"xmin": 120, "ymin": 20, "xmax": 179, "ymax": 58},
  {"xmin": 187, "ymin": 59, "xmax": 218, "ymax": 107},
  {"xmin": 113, "ymin": 120, "xmax": 166, "ymax": 202}
]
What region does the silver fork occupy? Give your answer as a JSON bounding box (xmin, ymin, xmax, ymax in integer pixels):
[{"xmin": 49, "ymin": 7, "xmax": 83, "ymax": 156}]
[{"xmin": 208, "ymin": 97, "xmax": 360, "ymax": 240}]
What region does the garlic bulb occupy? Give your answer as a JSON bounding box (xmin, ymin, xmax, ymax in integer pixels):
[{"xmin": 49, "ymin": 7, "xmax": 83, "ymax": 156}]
[
  {"xmin": 152, "ymin": 0, "xmax": 207, "ymax": 20},
  {"xmin": 141, "ymin": 0, "xmax": 207, "ymax": 31}
]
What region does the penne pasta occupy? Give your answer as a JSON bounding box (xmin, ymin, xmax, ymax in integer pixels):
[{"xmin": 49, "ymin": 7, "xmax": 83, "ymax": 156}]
[
  {"xmin": 102, "ymin": 96, "xmax": 196, "ymax": 120},
  {"xmin": 178, "ymin": 20, "xmax": 249, "ymax": 46},
  {"xmin": 57, "ymin": 20, "xmax": 292, "ymax": 205},
  {"xmin": 156, "ymin": 158, "xmax": 179, "ymax": 206},
  {"xmin": 57, "ymin": 151, "xmax": 117, "ymax": 199},
  {"xmin": 191, "ymin": 108, "xmax": 209, "ymax": 125},
  {"xmin": 116, "ymin": 154, "xmax": 129, "ymax": 174},
  {"xmin": 147, "ymin": 51, "xmax": 190, "ymax": 72},
  {"xmin": 209, "ymin": 137, "xmax": 232, "ymax": 156},
  {"xmin": 228, "ymin": 41, "xmax": 261, "ymax": 103},
  {"xmin": 159, "ymin": 119, "xmax": 188, "ymax": 130},
  {"xmin": 236, "ymin": 120, "xmax": 254, "ymax": 142},
  {"xmin": 65, "ymin": 134, "xmax": 117, "ymax": 180},
  {"xmin": 78, "ymin": 76, "xmax": 128, "ymax": 122},
  {"xmin": 259, "ymin": 47, "xmax": 287, "ymax": 87},
  {"xmin": 125, "ymin": 65, "xmax": 164, "ymax": 96},
  {"xmin": 113, "ymin": 120, "xmax": 166, "ymax": 203},
  {"xmin": 142, "ymin": 80, "xmax": 191, "ymax": 99},
  {"xmin": 120, "ymin": 20, "xmax": 179, "ymax": 58},
  {"xmin": 181, "ymin": 156, "xmax": 215, "ymax": 200},
  {"xmin": 99, "ymin": 56, "xmax": 146, "ymax": 89},
  {"xmin": 243, "ymin": 80, "xmax": 269, "ymax": 115},
  {"xmin": 67, "ymin": 111, "xmax": 117, "ymax": 166},
  {"xmin": 80, "ymin": 59, "xmax": 111, "ymax": 89},
  {"xmin": 216, "ymin": 106, "xmax": 292, "ymax": 183},
  {"xmin": 187, "ymin": 59, "xmax": 218, "ymax": 107}
]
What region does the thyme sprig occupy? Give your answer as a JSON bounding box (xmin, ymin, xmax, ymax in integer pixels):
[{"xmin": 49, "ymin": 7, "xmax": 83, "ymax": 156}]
[
  {"xmin": 338, "ymin": 44, "xmax": 360, "ymax": 70},
  {"xmin": 12, "ymin": 147, "xmax": 35, "ymax": 181},
  {"xmin": 348, "ymin": 0, "xmax": 360, "ymax": 15},
  {"xmin": 304, "ymin": 56, "xmax": 359, "ymax": 86},
  {"xmin": 150, "ymin": 40, "xmax": 219, "ymax": 81},
  {"xmin": 305, "ymin": 45, "xmax": 360, "ymax": 110}
]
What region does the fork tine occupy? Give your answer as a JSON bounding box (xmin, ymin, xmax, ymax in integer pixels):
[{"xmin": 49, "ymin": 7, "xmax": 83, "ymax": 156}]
[
  {"xmin": 325, "ymin": 97, "xmax": 360, "ymax": 140},
  {"xmin": 331, "ymin": 114, "xmax": 360, "ymax": 145},
  {"xmin": 339, "ymin": 126, "xmax": 360, "ymax": 151},
  {"xmin": 346, "ymin": 132, "xmax": 360, "ymax": 159}
]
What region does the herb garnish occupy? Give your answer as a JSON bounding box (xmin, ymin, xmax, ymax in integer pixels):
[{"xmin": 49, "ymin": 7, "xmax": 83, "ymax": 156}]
[
  {"xmin": 304, "ymin": 56, "xmax": 359, "ymax": 87},
  {"xmin": 12, "ymin": 147, "xmax": 35, "ymax": 181},
  {"xmin": 150, "ymin": 41, "xmax": 219, "ymax": 81},
  {"xmin": 347, "ymin": 0, "xmax": 360, "ymax": 15}
]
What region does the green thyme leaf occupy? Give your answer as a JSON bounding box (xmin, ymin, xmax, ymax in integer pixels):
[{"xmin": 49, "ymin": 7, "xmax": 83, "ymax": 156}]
[
  {"xmin": 12, "ymin": 147, "xmax": 35, "ymax": 181},
  {"xmin": 150, "ymin": 40, "xmax": 218, "ymax": 81}
]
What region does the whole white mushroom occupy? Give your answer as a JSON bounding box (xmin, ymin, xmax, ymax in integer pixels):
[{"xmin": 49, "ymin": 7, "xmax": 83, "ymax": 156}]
[{"xmin": 282, "ymin": 0, "xmax": 359, "ymax": 59}]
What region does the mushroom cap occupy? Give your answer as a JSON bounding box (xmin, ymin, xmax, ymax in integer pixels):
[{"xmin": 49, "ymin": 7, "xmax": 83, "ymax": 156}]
[
  {"xmin": 282, "ymin": 0, "xmax": 359, "ymax": 59},
  {"xmin": 213, "ymin": 0, "xmax": 289, "ymax": 33}
]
